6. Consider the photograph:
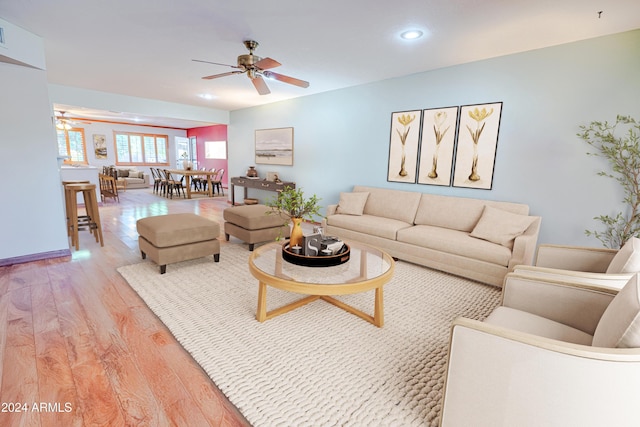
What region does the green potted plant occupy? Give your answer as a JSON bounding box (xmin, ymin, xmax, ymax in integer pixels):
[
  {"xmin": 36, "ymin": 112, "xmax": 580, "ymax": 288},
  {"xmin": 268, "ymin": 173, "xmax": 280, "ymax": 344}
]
[
  {"xmin": 578, "ymin": 115, "xmax": 640, "ymax": 248},
  {"xmin": 266, "ymin": 186, "xmax": 322, "ymax": 247}
]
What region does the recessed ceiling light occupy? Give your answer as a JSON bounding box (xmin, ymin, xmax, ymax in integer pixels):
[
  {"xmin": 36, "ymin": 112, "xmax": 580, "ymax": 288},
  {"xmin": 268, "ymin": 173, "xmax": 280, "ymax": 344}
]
[
  {"xmin": 400, "ymin": 30, "xmax": 423, "ymax": 40},
  {"xmin": 198, "ymin": 93, "xmax": 214, "ymax": 100}
]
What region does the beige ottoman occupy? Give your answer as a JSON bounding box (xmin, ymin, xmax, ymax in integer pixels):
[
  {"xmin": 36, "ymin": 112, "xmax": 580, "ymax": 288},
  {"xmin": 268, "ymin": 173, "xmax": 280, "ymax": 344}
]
[
  {"xmin": 223, "ymin": 204, "xmax": 289, "ymax": 251},
  {"xmin": 137, "ymin": 213, "xmax": 220, "ymax": 274}
]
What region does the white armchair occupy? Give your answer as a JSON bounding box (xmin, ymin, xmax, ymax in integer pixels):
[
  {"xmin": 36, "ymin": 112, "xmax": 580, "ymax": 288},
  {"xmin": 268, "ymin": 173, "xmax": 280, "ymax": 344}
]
[
  {"xmin": 440, "ymin": 273, "xmax": 640, "ymax": 427},
  {"xmin": 511, "ymin": 238, "xmax": 640, "ymax": 289}
]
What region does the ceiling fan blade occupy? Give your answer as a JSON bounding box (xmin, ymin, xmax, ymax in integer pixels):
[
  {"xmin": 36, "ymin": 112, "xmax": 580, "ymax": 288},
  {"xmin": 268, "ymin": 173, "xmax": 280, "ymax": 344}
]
[
  {"xmin": 192, "ymin": 59, "xmax": 240, "ymax": 69},
  {"xmin": 251, "ymin": 75, "xmax": 271, "ymax": 95},
  {"xmin": 202, "ymin": 70, "xmax": 244, "ymax": 80},
  {"xmin": 254, "ymin": 57, "xmax": 281, "ymax": 70},
  {"xmin": 263, "ymin": 71, "xmax": 310, "ymax": 88}
]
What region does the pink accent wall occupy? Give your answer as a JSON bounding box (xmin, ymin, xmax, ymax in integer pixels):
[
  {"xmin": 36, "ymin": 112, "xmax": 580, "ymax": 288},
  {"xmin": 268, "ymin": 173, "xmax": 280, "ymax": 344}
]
[{"xmin": 187, "ymin": 125, "xmax": 228, "ymax": 187}]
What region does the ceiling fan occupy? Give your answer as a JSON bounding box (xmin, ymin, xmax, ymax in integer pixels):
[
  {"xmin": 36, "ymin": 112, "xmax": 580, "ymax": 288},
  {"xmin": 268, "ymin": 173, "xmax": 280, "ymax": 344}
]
[
  {"xmin": 193, "ymin": 40, "xmax": 310, "ymax": 95},
  {"xmin": 55, "ymin": 110, "xmax": 92, "ymax": 128},
  {"xmin": 55, "ymin": 111, "xmax": 75, "ymax": 130}
]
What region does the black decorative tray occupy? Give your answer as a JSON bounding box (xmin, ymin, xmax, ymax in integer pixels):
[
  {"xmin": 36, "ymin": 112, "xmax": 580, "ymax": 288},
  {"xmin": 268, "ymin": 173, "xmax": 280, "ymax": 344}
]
[{"xmin": 282, "ymin": 243, "xmax": 350, "ymax": 267}]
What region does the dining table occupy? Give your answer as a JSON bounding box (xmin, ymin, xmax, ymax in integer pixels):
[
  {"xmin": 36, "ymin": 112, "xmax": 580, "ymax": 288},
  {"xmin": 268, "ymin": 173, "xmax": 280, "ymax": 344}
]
[{"xmin": 167, "ymin": 169, "xmax": 219, "ymax": 199}]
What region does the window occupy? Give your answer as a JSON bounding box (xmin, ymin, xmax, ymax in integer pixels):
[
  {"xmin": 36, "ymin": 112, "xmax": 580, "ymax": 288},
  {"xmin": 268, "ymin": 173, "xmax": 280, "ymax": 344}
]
[
  {"xmin": 114, "ymin": 131, "xmax": 168, "ymax": 166},
  {"xmin": 205, "ymin": 140, "xmax": 227, "ymax": 159},
  {"xmin": 57, "ymin": 128, "xmax": 87, "ymax": 164}
]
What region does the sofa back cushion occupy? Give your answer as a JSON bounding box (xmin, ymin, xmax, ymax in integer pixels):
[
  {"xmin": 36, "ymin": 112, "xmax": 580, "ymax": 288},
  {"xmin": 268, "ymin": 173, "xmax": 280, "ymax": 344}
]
[
  {"xmin": 592, "ymin": 274, "xmax": 640, "ymax": 348},
  {"xmin": 469, "ymin": 206, "xmax": 537, "ymax": 249},
  {"xmin": 606, "ymin": 237, "xmax": 640, "ymax": 274},
  {"xmin": 336, "ymin": 192, "xmax": 370, "ymax": 216},
  {"xmin": 352, "ymin": 186, "xmax": 421, "ymax": 224},
  {"xmin": 414, "ymin": 193, "xmax": 530, "ymax": 232}
]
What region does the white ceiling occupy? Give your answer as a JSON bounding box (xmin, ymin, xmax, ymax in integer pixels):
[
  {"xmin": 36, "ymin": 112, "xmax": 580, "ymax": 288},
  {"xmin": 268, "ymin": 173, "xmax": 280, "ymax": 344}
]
[{"xmin": 2, "ymin": 0, "xmax": 639, "ymax": 128}]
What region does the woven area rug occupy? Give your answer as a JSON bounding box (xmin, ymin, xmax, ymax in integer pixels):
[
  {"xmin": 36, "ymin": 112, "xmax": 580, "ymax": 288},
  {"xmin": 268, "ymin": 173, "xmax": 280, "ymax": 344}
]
[{"xmin": 118, "ymin": 243, "xmax": 501, "ymax": 426}]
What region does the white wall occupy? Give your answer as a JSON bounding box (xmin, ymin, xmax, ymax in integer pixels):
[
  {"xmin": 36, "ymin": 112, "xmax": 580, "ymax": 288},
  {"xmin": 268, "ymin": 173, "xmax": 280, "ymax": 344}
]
[
  {"xmin": 0, "ymin": 17, "xmax": 46, "ymax": 69},
  {"xmin": 228, "ymin": 29, "xmax": 640, "ymax": 247},
  {"xmin": 0, "ymin": 28, "xmax": 69, "ymax": 260}
]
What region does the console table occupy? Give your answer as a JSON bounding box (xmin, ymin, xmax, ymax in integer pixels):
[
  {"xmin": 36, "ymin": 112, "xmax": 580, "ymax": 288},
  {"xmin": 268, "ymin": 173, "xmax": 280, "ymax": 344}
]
[{"xmin": 230, "ymin": 177, "xmax": 296, "ymax": 205}]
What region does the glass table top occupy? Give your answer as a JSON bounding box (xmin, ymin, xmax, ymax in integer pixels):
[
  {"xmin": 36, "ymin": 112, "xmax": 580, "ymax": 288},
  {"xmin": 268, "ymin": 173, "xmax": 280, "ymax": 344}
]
[{"xmin": 250, "ymin": 241, "xmax": 393, "ymax": 286}]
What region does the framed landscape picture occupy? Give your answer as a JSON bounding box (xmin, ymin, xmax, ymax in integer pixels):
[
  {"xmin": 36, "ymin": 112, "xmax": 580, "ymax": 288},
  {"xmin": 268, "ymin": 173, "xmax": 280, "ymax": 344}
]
[
  {"xmin": 255, "ymin": 127, "xmax": 294, "ymax": 166},
  {"xmin": 417, "ymin": 106, "xmax": 459, "ymax": 186},
  {"xmin": 452, "ymin": 102, "xmax": 503, "ymax": 190},
  {"xmin": 387, "ymin": 110, "xmax": 422, "ymax": 183}
]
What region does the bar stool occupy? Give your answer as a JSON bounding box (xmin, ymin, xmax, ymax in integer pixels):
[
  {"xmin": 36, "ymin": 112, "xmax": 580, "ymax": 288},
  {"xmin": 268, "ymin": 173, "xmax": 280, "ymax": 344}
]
[
  {"xmin": 62, "ymin": 180, "xmax": 90, "ymax": 239},
  {"xmin": 64, "ymin": 183, "xmax": 104, "ymax": 250}
]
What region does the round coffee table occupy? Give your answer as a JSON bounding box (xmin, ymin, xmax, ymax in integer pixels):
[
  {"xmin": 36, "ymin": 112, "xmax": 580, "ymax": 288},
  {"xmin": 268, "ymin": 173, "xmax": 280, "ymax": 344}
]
[{"xmin": 248, "ymin": 241, "xmax": 395, "ymax": 327}]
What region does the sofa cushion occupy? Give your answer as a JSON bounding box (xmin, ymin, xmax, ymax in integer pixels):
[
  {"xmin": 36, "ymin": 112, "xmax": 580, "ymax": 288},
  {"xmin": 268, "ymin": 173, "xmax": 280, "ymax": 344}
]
[
  {"xmin": 118, "ymin": 169, "xmax": 130, "ymax": 177},
  {"xmin": 470, "ymin": 206, "xmax": 536, "ymax": 249},
  {"xmin": 485, "ymin": 306, "xmax": 593, "ymax": 345},
  {"xmin": 124, "ymin": 177, "xmax": 145, "ymax": 184},
  {"xmin": 414, "ymin": 194, "xmax": 530, "ymax": 232},
  {"xmin": 327, "ymin": 214, "xmax": 412, "ymax": 240},
  {"xmin": 396, "ymin": 225, "xmax": 512, "ymax": 266},
  {"xmin": 606, "ymin": 237, "xmax": 640, "ymax": 274},
  {"xmin": 414, "ymin": 194, "xmax": 487, "ymax": 232},
  {"xmin": 592, "ymin": 274, "xmax": 640, "ymax": 348},
  {"xmin": 336, "ymin": 192, "xmax": 370, "ymax": 216},
  {"xmin": 353, "ymin": 186, "xmax": 421, "ymax": 224}
]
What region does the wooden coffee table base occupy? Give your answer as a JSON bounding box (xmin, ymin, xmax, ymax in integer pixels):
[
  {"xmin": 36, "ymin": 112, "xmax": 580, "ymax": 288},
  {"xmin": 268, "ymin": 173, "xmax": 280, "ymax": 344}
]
[{"xmin": 256, "ymin": 282, "xmax": 385, "ymax": 327}]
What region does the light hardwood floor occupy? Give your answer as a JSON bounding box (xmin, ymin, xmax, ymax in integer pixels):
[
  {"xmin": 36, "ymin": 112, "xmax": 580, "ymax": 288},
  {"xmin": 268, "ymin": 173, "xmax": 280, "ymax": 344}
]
[{"xmin": 0, "ymin": 188, "xmax": 251, "ymax": 426}]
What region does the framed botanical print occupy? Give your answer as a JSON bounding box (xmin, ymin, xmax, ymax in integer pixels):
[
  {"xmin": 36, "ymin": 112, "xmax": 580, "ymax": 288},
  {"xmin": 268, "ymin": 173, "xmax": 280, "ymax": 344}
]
[
  {"xmin": 387, "ymin": 110, "xmax": 422, "ymax": 183},
  {"xmin": 417, "ymin": 106, "xmax": 459, "ymax": 186},
  {"xmin": 452, "ymin": 102, "xmax": 503, "ymax": 190}
]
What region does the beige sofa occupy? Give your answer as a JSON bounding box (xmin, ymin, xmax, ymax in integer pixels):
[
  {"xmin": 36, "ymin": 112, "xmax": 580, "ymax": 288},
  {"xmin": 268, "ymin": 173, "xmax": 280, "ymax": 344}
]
[
  {"xmin": 110, "ymin": 166, "xmax": 150, "ymax": 189},
  {"xmin": 323, "ymin": 186, "xmax": 541, "ymax": 287}
]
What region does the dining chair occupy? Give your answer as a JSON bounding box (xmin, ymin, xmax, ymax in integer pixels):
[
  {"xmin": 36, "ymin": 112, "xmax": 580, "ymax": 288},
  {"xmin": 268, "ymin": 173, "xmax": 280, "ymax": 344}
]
[
  {"xmin": 150, "ymin": 167, "xmax": 162, "ymax": 194},
  {"xmin": 211, "ymin": 168, "xmax": 225, "ymax": 196},
  {"xmin": 201, "ymin": 168, "xmax": 216, "ymax": 192},
  {"xmin": 164, "ymin": 170, "xmax": 185, "ymax": 199},
  {"xmin": 191, "ymin": 167, "xmax": 207, "ymax": 191},
  {"xmin": 98, "ymin": 173, "xmax": 119, "ymax": 203}
]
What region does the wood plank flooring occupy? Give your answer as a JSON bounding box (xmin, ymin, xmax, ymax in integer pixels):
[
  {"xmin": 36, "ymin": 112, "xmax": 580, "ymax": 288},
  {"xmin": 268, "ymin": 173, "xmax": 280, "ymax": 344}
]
[{"xmin": 0, "ymin": 189, "xmax": 251, "ymax": 426}]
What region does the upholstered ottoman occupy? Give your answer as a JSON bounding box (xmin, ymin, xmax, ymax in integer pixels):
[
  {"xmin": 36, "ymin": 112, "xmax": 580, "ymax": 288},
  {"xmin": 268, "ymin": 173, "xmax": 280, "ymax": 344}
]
[
  {"xmin": 223, "ymin": 204, "xmax": 289, "ymax": 251},
  {"xmin": 137, "ymin": 213, "xmax": 220, "ymax": 274}
]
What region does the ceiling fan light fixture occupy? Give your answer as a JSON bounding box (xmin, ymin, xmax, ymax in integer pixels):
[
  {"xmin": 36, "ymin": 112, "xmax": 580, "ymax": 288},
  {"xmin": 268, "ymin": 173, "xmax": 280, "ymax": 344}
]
[
  {"xmin": 400, "ymin": 29, "xmax": 424, "ymax": 40},
  {"xmin": 55, "ymin": 111, "xmax": 73, "ymax": 130},
  {"xmin": 56, "ymin": 120, "xmax": 72, "ymax": 130}
]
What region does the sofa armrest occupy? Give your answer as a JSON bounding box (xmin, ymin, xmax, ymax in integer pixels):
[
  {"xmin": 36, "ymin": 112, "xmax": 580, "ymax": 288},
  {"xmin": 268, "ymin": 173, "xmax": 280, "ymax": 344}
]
[
  {"xmin": 507, "ymin": 216, "xmax": 541, "ymax": 271},
  {"xmin": 534, "ymin": 244, "xmax": 617, "ymax": 272},
  {"xmin": 513, "ymin": 265, "xmax": 633, "ymax": 290},
  {"xmin": 441, "ymin": 318, "xmax": 640, "ymax": 427},
  {"xmin": 321, "ymin": 204, "xmax": 338, "ymax": 229},
  {"xmin": 501, "ymin": 273, "xmax": 616, "ymax": 334}
]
